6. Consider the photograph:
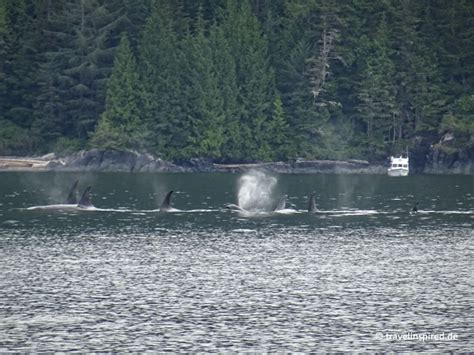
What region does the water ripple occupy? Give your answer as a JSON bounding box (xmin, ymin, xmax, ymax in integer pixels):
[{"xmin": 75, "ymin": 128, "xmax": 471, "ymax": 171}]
[{"xmin": 0, "ymin": 172, "xmax": 472, "ymax": 352}]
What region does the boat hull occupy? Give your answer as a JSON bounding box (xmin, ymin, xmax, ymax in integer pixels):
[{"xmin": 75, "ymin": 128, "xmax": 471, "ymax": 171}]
[{"xmin": 387, "ymin": 168, "xmax": 409, "ymax": 177}]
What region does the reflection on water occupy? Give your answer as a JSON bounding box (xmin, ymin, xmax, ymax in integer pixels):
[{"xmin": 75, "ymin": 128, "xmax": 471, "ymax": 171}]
[{"xmin": 0, "ymin": 172, "xmax": 472, "ymax": 352}]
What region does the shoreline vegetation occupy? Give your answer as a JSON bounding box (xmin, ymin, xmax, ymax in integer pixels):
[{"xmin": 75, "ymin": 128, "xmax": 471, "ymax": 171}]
[
  {"xmin": 0, "ymin": 148, "xmax": 472, "ymax": 175},
  {"xmin": 1, "ymin": 1, "xmax": 473, "ymax": 169}
]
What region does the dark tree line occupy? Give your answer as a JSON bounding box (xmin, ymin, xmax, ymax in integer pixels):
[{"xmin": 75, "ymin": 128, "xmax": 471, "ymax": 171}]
[{"xmin": 1, "ymin": 0, "xmax": 473, "ymax": 162}]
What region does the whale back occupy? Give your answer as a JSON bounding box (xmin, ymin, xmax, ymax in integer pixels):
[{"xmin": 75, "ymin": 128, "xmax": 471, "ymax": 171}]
[
  {"xmin": 274, "ymin": 195, "xmax": 287, "ymax": 211},
  {"xmin": 225, "ymin": 203, "xmax": 245, "ymax": 212},
  {"xmin": 161, "ymin": 190, "xmax": 174, "ymax": 210},
  {"xmin": 78, "ymin": 186, "xmax": 93, "ymax": 207},
  {"xmin": 65, "ymin": 180, "xmax": 79, "ymax": 204},
  {"xmin": 308, "ymin": 193, "xmax": 317, "ymax": 212}
]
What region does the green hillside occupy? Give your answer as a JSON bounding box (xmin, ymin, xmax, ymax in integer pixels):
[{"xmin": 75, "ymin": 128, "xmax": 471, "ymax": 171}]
[{"xmin": 1, "ymin": 0, "xmax": 473, "ymax": 163}]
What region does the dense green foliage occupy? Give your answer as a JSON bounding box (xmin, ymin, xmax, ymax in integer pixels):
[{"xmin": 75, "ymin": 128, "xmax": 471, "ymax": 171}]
[{"xmin": 1, "ymin": 0, "xmax": 473, "ymax": 162}]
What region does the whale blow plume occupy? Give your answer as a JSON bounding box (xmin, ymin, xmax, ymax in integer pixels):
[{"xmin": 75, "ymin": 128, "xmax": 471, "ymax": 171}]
[{"xmin": 237, "ymin": 170, "xmax": 277, "ymax": 211}]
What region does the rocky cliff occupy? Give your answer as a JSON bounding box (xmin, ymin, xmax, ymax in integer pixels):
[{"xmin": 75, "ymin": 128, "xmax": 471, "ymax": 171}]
[
  {"xmin": 53, "ymin": 149, "xmax": 186, "ymax": 172},
  {"xmin": 424, "ymin": 145, "xmax": 474, "ymax": 174},
  {"xmin": 411, "ymin": 133, "xmax": 474, "ymax": 175}
]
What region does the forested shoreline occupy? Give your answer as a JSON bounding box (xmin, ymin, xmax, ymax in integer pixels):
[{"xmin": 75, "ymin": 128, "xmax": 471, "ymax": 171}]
[{"xmin": 1, "ymin": 0, "xmax": 473, "ymax": 164}]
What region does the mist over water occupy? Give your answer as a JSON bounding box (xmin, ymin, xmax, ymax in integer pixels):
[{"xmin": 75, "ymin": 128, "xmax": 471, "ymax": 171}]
[
  {"xmin": 18, "ymin": 173, "xmax": 98, "ymax": 205},
  {"xmin": 237, "ymin": 170, "xmax": 278, "ymax": 210},
  {"xmin": 0, "ymin": 172, "xmax": 473, "ymax": 352}
]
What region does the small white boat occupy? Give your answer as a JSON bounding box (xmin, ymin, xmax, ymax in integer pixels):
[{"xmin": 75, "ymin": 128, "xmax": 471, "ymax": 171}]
[{"xmin": 388, "ymin": 156, "xmax": 409, "ymax": 176}]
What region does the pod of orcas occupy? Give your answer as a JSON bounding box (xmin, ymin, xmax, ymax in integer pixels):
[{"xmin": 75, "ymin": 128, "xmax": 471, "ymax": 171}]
[
  {"xmin": 26, "ymin": 180, "xmax": 93, "ymax": 211},
  {"xmin": 27, "ymin": 180, "xmax": 419, "ymax": 214},
  {"xmin": 26, "ymin": 181, "xmax": 174, "ymax": 212}
]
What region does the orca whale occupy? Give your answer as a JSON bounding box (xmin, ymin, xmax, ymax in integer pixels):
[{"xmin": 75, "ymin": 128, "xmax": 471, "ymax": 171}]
[
  {"xmin": 411, "ymin": 202, "xmax": 418, "ymax": 213},
  {"xmin": 159, "ymin": 190, "xmax": 179, "ymax": 212},
  {"xmin": 226, "ymin": 195, "xmax": 289, "ymax": 213},
  {"xmin": 26, "ymin": 185, "xmax": 94, "ymax": 211},
  {"xmin": 308, "ymin": 193, "xmax": 317, "ymax": 212},
  {"xmin": 78, "ymin": 186, "xmax": 93, "ymax": 208},
  {"xmin": 274, "ymin": 194, "xmax": 287, "ymax": 211},
  {"xmin": 225, "ymin": 203, "xmax": 246, "ymax": 212},
  {"xmin": 65, "ymin": 180, "xmax": 79, "ymax": 204}
]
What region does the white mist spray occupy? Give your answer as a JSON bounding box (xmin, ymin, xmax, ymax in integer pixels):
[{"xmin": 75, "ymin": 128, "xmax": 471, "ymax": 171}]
[{"xmin": 237, "ymin": 170, "xmax": 278, "ymax": 211}]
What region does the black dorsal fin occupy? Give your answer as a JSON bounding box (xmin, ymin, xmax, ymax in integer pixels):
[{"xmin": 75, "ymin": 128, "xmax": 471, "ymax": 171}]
[
  {"xmin": 160, "ymin": 190, "xmax": 174, "ymax": 210},
  {"xmin": 65, "ymin": 180, "xmax": 79, "ymax": 204},
  {"xmin": 412, "ymin": 202, "xmax": 418, "ymax": 213},
  {"xmin": 308, "ymin": 193, "xmax": 317, "ymax": 212},
  {"xmin": 78, "ymin": 186, "xmax": 93, "ymax": 207},
  {"xmin": 274, "ymin": 194, "xmax": 287, "ymax": 211}
]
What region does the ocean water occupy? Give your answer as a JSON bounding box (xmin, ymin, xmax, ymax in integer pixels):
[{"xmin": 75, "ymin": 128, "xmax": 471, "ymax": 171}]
[{"xmin": 0, "ymin": 171, "xmax": 472, "ymax": 352}]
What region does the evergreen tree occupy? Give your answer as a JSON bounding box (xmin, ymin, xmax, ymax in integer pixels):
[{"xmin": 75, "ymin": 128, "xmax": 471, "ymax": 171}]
[
  {"xmin": 61, "ymin": 0, "xmax": 117, "ymax": 139},
  {"xmin": 438, "ymin": 95, "xmax": 474, "ymax": 149},
  {"xmin": 208, "ymin": 21, "xmax": 241, "ymax": 161},
  {"xmin": 278, "ymin": 39, "xmax": 318, "ymax": 158},
  {"xmin": 0, "ymin": 0, "xmax": 8, "ymax": 121},
  {"xmin": 138, "ymin": 2, "xmax": 183, "ymax": 157},
  {"xmin": 2, "ymin": 0, "xmax": 37, "ymax": 125},
  {"xmin": 428, "ymin": 0, "xmax": 474, "ymax": 140},
  {"xmin": 31, "ymin": 0, "xmax": 68, "ymax": 152},
  {"xmin": 220, "ymin": 0, "xmax": 275, "ymax": 161},
  {"xmin": 0, "ymin": 0, "xmax": 41, "ymax": 153},
  {"xmin": 414, "ymin": 0, "xmax": 449, "ymax": 133},
  {"xmin": 390, "ymin": 0, "xmax": 435, "ymax": 137},
  {"xmin": 267, "ymin": 95, "xmax": 290, "ymax": 160},
  {"xmin": 32, "ymin": 0, "xmax": 123, "ymax": 152},
  {"xmin": 91, "ymin": 34, "xmax": 143, "ymax": 150},
  {"xmin": 106, "ymin": 0, "xmax": 153, "ymax": 49},
  {"xmin": 178, "ymin": 12, "xmax": 224, "ymax": 159},
  {"xmin": 434, "ymin": 0, "xmax": 474, "ymax": 96},
  {"xmin": 0, "ymin": 0, "xmax": 473, "ymax": 162},
  {"xmin": 355, "ymin": 15, "xmax": 397, "ymax": 158}
]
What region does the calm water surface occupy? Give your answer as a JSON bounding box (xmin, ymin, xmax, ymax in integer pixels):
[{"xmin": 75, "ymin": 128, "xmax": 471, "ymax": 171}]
[{"xmin": 0, "ymin": 172, "xmax": 472, "ymax": 352}]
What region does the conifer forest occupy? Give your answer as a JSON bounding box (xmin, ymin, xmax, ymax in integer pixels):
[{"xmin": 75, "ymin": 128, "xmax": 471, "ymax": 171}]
[{"xmin": 1, "ymin": 0, "xmax": 473, "ymax": 163}]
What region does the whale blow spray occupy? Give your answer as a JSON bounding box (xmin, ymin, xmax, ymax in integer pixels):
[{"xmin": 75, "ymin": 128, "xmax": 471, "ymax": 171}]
[{"xmin": 237, "ymin": 170, "xmax": 277, "ymax": 211}]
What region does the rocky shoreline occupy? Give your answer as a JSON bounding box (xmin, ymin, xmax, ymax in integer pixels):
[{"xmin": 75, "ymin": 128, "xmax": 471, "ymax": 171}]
[
  {"xmin": 0, "ymin": 147, "xmax": 472, "ymax": 174},
  {"xmin": 55, "ymin": 149, "xmax": 388, "ymax": 174}
]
